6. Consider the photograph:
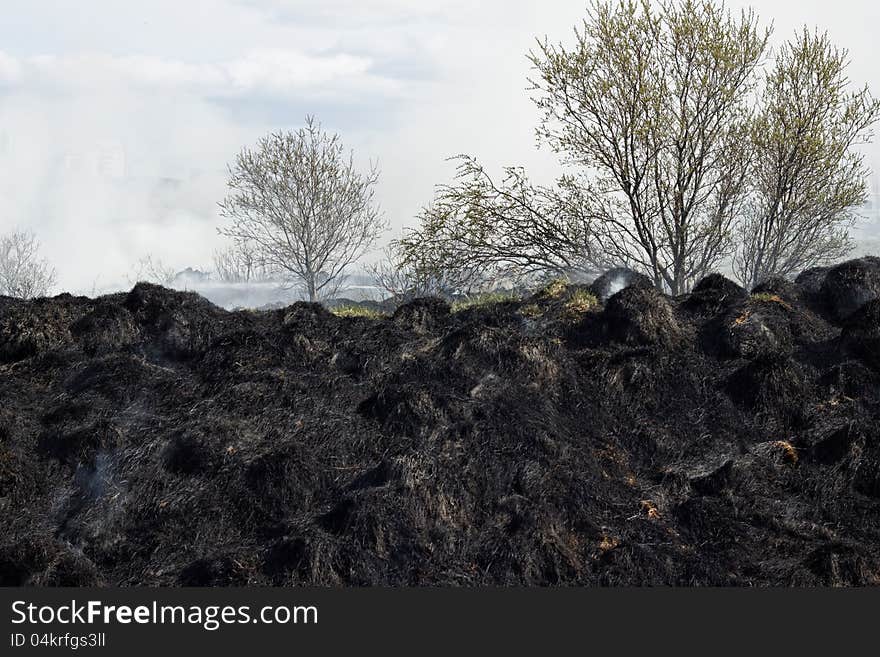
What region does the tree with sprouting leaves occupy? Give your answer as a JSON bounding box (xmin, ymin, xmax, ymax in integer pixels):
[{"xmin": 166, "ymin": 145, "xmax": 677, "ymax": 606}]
[
  {"xmin": 396, "ymin": 1, "xmax": 879, "ymax": 293},
  {"xmin": 734, "ymin": 29, "xmax": 880, "ymax": 288},
  {"xmin": 219, "ymin": 116, "xmax": 386, "ymax": 302},
  {"xmin": 529, "ymin": 0, "xmax": 768, "ymax": 294},
  {"xmin": 392, "ymin": 155, "xmax": 605, "ymax": 291},
  {"xmin": 0, "ymin": 230, "xmax": 56, "ymax": 299}
]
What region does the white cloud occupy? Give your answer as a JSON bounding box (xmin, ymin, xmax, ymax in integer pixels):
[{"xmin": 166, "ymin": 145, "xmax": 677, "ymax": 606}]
[
  {"xmin": 227, "ymin": 49, "xmax": 371, "ymax": 91},
  {"xmin": 0, "ymin": 51, "xmax": 22, "ymax": 83},
  {"xmin": 3, "ymin": 49, "xmax": 393, "ymax": 100},
  {"xmin": 233, "ymin": 0, "xmax": 475, "ymax": 25}
]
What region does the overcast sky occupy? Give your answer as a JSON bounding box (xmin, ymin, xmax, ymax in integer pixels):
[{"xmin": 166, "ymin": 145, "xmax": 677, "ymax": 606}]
[{"xmin": 1, "ymin": 0, "xmax": 878, "ymax": 291}]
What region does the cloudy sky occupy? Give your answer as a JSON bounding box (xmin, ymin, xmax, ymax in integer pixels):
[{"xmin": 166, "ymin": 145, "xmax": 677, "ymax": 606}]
[{"xmin": 1, "ymin": 0, "xmax": 878, "ymax": 292}]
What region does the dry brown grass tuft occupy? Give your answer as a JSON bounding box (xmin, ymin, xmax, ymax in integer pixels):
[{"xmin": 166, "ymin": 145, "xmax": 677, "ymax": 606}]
[
  {"xmin": 773, "ymin": 440, "xmax": 799, "ymax": 464},
  {"xmin": 751, "ymin": 292, "xmax": 793, "ymax": 311},
  {"xmin": 641, "ymin": 500, "xmax": 661, "ymax": 520}
]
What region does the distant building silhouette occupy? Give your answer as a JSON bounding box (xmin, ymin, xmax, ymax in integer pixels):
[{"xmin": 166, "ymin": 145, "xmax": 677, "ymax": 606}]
[{"xmin": 61, "ymin": 140, "xmax": 126, "ymax": 179}]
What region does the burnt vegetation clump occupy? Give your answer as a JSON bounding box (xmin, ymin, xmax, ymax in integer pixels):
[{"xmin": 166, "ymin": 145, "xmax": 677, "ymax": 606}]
[{"xmin": 1, "ymin": 257, "xmax": 880, "ymax": 586}]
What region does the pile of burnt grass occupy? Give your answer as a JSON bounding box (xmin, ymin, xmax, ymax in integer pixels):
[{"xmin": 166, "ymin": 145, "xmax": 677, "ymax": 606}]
[{"xmin": 1, "ymin": 259, "xmax": 880, "ymax": 587}]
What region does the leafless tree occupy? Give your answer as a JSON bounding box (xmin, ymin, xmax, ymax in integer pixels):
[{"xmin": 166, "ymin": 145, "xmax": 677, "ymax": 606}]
[
  {"xmin": 734, "ymin": 29, "xmax": 880, "ymax": 288},
  {"xmin": 129, "ymin": 254, "xmax": 176, "ymax": 287},
  {"xmin": 529, "ymin": 0, "xmax": 769, "ymax": 293},
  {"xmin": 367, "ymin": 245, "xmax": 485, "ymax": 302},
  {"xmin": 212, "ymin": 242, "xmax": 272, "ymax": 283},
  {"xmin": 0, "ymin": 230, "xmax": 57, "ymax": 299},
  {"xmin": 218, "ymin": 116, "xmax": 387, "ymax": 302}
]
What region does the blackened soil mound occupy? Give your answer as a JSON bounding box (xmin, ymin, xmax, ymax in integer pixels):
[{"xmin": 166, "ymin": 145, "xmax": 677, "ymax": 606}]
[
  {"xmin": 602, "ymin": 286, "xmax": 682, "ymax": 347},
  {"xmin": 685, "ymin": 273, "xmax": 747, "ymax": 316},
  {"xmin": 391, "ymin": 297, "xmax": 451, "ymax": 333},
  {"xmin": 2, "ymin": 260, "xmax": 880, "ymax": 587},
  {"xmin": 821, "ymin": 257, "xmax": 880, "ymax": 321},
  {"xmin": 840, "ymin": 299, "xmax": 880, "ymax": 371},
  {"xmin": 795, "ymin": 266, "xmax": 829, "ymax": 298}
]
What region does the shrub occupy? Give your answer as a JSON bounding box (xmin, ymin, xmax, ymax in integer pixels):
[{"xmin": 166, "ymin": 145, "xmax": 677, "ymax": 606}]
[
  {"xmin": 536, "ymin": 278, "xmax": 569, "ymax": 300},
  {"xmin": 563, "ymin": 289, "xmax": 599, "ymax": 317},
  {"xmin": 332, "ymin": 305, "xmax": 386, "ymax": 320},
  {"xmin": 451, "ymin": 292, "xmax": 519, "ymax": 313},
  {"xmin": 519, "ymin": 303, "xmax": 543, "ymax": 318}
]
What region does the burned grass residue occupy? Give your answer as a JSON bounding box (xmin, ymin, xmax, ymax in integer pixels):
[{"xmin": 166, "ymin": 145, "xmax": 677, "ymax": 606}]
[{"xmin": 1, "ymin": 258, "xmax": 880, "ymax": 586}]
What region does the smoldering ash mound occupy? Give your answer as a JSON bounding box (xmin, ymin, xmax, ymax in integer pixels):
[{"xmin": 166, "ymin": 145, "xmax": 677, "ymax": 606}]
[{"xmin": 2, "ymin": 258, "xmax": 880, "ymax": 586}]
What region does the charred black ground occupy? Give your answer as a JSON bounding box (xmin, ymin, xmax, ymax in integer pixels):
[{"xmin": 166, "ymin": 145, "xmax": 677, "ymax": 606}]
[{"xmin": 2, "ymin": 258, "xmax": 880, "ymax": 586}]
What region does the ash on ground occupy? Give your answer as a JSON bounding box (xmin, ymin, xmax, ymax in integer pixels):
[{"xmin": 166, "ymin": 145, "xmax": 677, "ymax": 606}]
[{"xmin": 2, "ymin": 258, "xmax": 880, "ymax": 586}]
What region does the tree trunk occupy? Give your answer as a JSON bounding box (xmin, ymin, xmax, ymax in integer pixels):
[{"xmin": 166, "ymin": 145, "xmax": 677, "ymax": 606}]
[{"xmin": 306, "ymin": 273, "xmax": 317, "ymax": 303}]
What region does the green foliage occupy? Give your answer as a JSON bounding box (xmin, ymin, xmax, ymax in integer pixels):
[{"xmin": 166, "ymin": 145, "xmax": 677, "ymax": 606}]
[
  {"xmin": 399, "ymin": 1, "xmax": 877, "ymax": 296},
  {"xmin": 451, "ymin": 291, "xmax": 520, "ymax": 313},
  {"xmin": 536, "ymin": 278, "xmax": 569, "ymax": 300},
  {"xmin": 563, "ymin": 289, "xmax": 600, "ymax": 316},
  {"xmin": 734, "ymin": 29, "xmax": 880, "ymax": 287},
  {"xmin": 529, "ymin": 0, "xmax": 769, "ymax": 294},
  {"xmin": 332, "ymin": 305, "xmax": 386, "ymax": 320},
  {"xmin": 394, "ymin": 155, "xmax": 600, "ymax": 291},
  {"xmin": 519, "ymin": 303, "xmax": 544, "ymax": 318}
]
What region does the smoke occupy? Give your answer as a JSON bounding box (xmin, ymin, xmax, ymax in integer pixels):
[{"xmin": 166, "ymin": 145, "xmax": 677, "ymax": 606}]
[
  {"xmin": 604, "ymin": 273, "xmax": 629, "ymax": 300},
  {"xmin": 166, "ymin": 280, "xmax": 385, "ymax": 310},
  {"xmin": 1, "ymin": 0, "xmax": 877, "ymax": 297},
  {"xmin": 0, "ymin": 88, "xmax": 254, "ymax": 293},
  {"xmin": 589, "ymin": 268, "xmax": 650, "ymax": 302},
  {"xmin": 0, "ymin": 38, "xmax": 404, "ymax": 295},
  {"xmin": 0, "ymin": 1, "xmax": 585, "ymax": 297},
  {"xmin": 80, "ymin": 450, "xmax": 114, "ymax": 501},
  {"xmin": 57, "ymin": 448, "xmax": 117, "ymax": 535}
]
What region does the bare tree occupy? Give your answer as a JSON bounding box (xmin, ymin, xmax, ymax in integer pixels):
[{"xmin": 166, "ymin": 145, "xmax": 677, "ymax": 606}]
[
  {"xmin": 0, "ymin": 230, "xmax": 57, "ymax": 299},
  {"xmin": 212, "ymin": 242, "xmax": 272, "ymax": 284},
  {"xmin": 734, "ymin": 29, "xmax": 880, "ymax": 288},
  {"xmin": 129, "ymin": 254, "xmax": 176, "ymax": 287},
  {"xmin": 218, "ymin": 116, "xmax": 387, "ymax": 302},
  {"xmin": 395, "ymin": 155, "xmax": 606, "ymax": 288},
  {"xmin": 367, "ymin": 244, "xmax": 484, "ymax": 302},
  {"xmin": 367, "ymin": 249, "xmax": 440, "ymax": 302},
  {"xmin": 529, "ymin": 0, "xmax": 769, "ymax": 293}
]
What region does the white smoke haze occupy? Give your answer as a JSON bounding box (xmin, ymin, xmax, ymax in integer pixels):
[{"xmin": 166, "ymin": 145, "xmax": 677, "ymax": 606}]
[
  {"xmin": 604, "ymin": 275, "xmax": 629, "ymax": 300},
  {"xmin": 0, "ymin": 0, "xmax": 878, "ymax": 298},
  {"xmin": 0, "ymin": 88, "xmax": 246, "ymax": 292},
  {"xmin": 167, "ymin": 280, "xmax": 386, "ymax": 310}
]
